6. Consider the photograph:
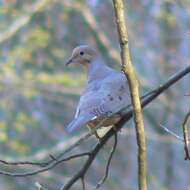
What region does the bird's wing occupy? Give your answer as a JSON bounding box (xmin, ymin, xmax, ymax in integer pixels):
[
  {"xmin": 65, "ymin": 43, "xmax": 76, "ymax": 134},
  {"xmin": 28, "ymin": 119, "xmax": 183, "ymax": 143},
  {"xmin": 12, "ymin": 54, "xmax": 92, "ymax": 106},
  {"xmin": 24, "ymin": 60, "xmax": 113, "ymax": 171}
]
[
  {"xmin": 66, "ymin": 83, "xmax": 103, "ymax": 133},
  {"xmin": 99, "ymin": 71, "xmax": 130, "ymax": 114},
  {"xmin": 66, "ymin": 114, "xmax": 95, "ymax": 133},
  {"xmin": 66, "ymin": 94, "xmax": 103, "ymax": 133},
  {"xmin": 74, "ymin": 81, "xmax": 101, "ymax": 118},
  {"xmin": 66, "ymin": 72, "xmax": 130, "ymax": 133}
]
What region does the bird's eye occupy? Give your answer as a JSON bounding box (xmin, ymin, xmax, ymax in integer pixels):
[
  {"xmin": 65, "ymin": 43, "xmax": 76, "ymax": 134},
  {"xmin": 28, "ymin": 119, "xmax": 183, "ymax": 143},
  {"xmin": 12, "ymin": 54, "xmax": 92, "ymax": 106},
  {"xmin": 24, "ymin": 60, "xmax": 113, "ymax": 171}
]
[{"xmin": 80, "ymin": 51, "xmax": 84, "ymax": 56}]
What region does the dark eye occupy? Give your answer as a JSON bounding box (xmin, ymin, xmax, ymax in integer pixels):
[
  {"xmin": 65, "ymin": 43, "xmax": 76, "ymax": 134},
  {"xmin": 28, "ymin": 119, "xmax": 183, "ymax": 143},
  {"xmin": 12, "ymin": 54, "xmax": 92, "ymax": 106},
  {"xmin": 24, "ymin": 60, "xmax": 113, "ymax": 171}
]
[{"xmin": 80, "ymin": 51, "xmax": 84, "ymax": 56}]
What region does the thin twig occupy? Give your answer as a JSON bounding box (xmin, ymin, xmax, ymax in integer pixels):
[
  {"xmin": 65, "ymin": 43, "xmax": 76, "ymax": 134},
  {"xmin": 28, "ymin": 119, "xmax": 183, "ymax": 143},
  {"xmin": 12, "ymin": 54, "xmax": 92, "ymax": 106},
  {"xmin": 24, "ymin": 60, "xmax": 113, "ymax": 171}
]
[
  {"xmin": 182, "ymin": 111, "xmax": 190, "ymax": 160},
  {"xmin": 0, "ymin": 153, "xmax": 60, "ymax": 167},
  {"xmin": 61, "ymin": 131, "xmax": 118, "ymax": 190},
  {"xmin": 160, "ymin": 110, "xmax": 190, "ymax": 160},
  {"xmin": 0, "ymin": 152, "xmax": 89, "ymax": 177},
  {"xmin": 0, "ymin": 159, "xmax": 49, "ymax": 167},
  {"xmin": 96, "ymin": 133, "xmax": 117, "ymax": 189},
  {"xmin": 81, "ymin": 177, "xmax": 86, "ymax": 190},
  {"xmin": 35, "ymin": 182, "xmax": 48, "ymax": 190},
  {"xmin": 160, "ymin": 125, "xmax": 190, "ymax": 143},
  {"xmin": 160, "ymin": 124, "xmax": 184, "ymax": 142}
]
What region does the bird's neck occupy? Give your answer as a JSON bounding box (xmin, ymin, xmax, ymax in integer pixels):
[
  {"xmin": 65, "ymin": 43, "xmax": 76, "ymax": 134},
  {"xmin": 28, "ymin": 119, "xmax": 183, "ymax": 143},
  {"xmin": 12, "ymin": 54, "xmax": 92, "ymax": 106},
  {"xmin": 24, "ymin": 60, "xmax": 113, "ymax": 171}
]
[{"xmin": 87, "ymin": 57, "xmax": 111, "ymax": 83}]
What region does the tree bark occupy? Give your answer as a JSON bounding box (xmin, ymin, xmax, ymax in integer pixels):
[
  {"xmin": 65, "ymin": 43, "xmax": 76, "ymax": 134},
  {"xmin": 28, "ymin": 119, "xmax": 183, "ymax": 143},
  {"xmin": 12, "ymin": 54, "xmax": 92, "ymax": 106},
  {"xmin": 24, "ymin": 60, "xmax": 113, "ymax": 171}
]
[{"xmin": 112, "ymin": 0, "xmax": 147, "ymax": 190}]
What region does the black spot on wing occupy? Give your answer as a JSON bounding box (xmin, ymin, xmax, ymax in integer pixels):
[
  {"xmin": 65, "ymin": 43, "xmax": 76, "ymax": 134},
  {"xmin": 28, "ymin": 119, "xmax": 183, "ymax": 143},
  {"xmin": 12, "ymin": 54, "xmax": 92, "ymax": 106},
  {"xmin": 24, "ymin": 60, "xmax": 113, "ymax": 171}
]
[
  {"xmin": 119, "ymin": 85, "xmax": 125, "ymax": 91},
  {"xmin": 118, "ymin": 96, "xmax": 122, "ymax": 101},
  {"xmin": 108, "ymin": 94, "xmax": 114, "ymax": 101},
  {"xmin": 110, "ymin": 97, "xmax": 114, "ymax": 101}
]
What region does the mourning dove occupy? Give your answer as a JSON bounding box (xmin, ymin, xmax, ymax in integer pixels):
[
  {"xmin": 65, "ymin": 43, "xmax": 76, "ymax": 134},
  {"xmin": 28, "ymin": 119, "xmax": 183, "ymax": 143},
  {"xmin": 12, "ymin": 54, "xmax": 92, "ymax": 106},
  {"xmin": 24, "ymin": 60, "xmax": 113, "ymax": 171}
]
[{"xmin": 65, "ymin": 45, "xmax": 130, "ymax": 137}]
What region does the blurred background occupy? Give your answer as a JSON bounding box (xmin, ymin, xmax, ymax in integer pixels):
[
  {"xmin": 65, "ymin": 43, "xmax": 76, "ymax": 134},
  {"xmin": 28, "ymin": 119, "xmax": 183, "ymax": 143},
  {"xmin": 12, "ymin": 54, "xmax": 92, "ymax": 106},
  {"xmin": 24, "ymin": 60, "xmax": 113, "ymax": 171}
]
[{"xmin": 0, "ymin": 0, "xmax": 189, "ymax": 189}]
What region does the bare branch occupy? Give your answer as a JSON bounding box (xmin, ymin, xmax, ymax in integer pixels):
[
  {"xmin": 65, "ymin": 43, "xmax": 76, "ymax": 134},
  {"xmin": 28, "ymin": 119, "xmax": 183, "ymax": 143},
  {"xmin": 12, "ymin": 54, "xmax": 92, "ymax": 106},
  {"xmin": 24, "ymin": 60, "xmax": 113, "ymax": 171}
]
[
  {"xmin": 0, "ymin": 159, "xmax": 49, "ymax": 167},
  {"xmin": 160, "ymin": 124, "xmax": 184, "ymax": 142},
  {"xmin": 112, "ymin": 1, "xmax": 147, "ymax": 189},
  {"xmin": 160, "ymin": 109, "xmax": 190, "ymax": 161},
  {"xmin": 35, "ymin": 182, "xmax": 48, "ymax": 190},
  {"xmin": 182, "ymin": 110, "xmax": 190, "ymax": 160},
  {"xmin": 0, "ymin": 152, "xmax": 89, "ymax": 177},
  {"xmin": 81, "ymin": 177, "xmax": 86, "ymax": 190},
  {"xmin": 96, "ymin": 133, "xmax": 117, "ymax": 189},
  {"xmin": 61, "ymin": 131, "xmax": 118, "ymax": 190}
]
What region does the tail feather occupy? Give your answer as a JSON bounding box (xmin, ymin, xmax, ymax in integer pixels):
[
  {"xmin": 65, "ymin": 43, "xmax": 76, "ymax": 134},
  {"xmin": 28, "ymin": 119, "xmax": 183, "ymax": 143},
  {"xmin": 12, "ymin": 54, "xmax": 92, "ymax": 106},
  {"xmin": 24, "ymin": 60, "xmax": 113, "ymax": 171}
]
[{"xmin": 66, "ymin": 116, "xmax": 91, "ymax": 133}]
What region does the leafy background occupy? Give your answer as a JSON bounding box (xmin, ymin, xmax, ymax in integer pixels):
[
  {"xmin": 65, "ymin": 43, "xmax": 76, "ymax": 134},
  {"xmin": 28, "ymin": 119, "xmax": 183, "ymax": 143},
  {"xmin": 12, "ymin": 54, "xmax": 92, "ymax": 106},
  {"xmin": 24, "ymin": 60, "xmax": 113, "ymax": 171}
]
[{"xmin": 0, "ymin": 0, "xmax": 189, "ymax": 189}]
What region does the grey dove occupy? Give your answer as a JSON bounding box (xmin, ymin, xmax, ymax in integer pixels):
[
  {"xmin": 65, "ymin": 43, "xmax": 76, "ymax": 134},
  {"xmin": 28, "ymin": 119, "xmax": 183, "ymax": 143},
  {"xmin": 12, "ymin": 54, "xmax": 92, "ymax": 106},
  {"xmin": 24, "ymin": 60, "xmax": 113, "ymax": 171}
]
[{"xmin": 65, "ymin": 45, "xmax": 130, "ymax": 136}]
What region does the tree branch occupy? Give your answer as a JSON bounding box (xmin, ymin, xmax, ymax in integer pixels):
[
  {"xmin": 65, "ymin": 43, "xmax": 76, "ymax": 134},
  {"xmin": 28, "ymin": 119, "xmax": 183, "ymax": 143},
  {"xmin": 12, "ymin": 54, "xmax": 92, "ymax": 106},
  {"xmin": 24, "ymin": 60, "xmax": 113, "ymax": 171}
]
[
  {"xmin": 96, "ymin": 133, "xmax": 118, "ymax": 189},
  {"xmin": 61, "ymin": 131, "xmax": 118, "ymax": 190},
  {"xmin": 112, "ymin": 0, "xmax": 147, "ymax": 189},
  {"xmin": 0, "ymin": 152, "xmax": 89, "ymax": 177},
  {"xmin": 159, "ymin": 110, "xmax": 190, "ymax": 160},
  {"xmin": 182, "ymin": 110, "xmax": 190, "ymax": 160}
]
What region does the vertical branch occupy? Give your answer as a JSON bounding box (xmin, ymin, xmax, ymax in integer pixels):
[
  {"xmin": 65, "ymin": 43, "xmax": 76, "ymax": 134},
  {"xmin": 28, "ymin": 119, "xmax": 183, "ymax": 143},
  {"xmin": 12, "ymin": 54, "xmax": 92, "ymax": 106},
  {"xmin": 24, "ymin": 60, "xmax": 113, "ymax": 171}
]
[
  {"xmin": 182, "ymin": 110, "xmax": 190, "ymax": 160},
  {"xmin": 112, "ymin": 1, "xmax": 147, "ymax": 190}
]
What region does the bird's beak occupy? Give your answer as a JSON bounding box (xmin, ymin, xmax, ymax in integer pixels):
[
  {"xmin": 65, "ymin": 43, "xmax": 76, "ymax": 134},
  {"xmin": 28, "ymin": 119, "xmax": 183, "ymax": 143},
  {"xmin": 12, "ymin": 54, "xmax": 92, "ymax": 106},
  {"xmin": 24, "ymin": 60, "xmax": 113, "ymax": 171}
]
[{"xmin": 65, "ymin": 58, "xmax": 73, "ymax": 66}]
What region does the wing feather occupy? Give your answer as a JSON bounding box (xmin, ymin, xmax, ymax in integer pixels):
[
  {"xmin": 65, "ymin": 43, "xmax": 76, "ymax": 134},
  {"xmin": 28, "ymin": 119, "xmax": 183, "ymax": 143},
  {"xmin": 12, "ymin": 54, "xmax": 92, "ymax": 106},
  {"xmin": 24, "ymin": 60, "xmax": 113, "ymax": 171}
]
[{"xmin": 67, "ymin": 71, "xmax": 130, "ymax": 132}]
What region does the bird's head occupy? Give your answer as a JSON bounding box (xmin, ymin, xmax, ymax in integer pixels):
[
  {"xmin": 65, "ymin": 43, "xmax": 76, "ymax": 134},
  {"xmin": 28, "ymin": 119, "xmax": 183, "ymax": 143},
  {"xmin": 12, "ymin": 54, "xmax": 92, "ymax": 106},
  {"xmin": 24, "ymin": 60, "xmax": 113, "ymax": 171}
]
[{"xmin": 65, "ymin": 45, "xmax": 97, "ymax": 66}]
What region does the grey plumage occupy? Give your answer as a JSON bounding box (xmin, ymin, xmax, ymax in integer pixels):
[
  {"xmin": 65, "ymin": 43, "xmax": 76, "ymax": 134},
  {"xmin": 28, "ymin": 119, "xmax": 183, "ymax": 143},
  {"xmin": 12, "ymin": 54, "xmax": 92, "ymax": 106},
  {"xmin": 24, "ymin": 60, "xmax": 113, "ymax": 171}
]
[{"xmin": 65, "ymin": 45, "xmax": 130, "ymax": 133}]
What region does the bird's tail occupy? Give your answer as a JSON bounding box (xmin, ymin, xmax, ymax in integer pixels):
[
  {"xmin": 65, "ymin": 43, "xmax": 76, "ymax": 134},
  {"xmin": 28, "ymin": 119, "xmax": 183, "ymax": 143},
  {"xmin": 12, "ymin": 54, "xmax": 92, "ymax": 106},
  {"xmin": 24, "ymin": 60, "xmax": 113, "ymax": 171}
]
[{"xmin": 66, "ymin": 116, "xmax": 92, "ymax": 133}]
